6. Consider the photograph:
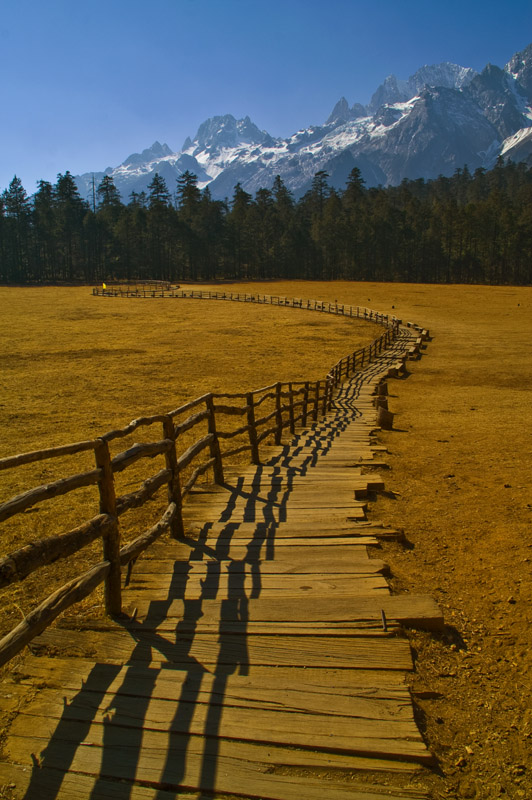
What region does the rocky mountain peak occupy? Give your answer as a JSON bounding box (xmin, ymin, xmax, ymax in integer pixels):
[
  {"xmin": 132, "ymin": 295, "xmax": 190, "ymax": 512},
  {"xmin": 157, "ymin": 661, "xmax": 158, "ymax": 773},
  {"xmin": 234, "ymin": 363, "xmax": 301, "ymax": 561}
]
[
  {"xmin": 368, "ymin": 74, "xmax": 409, "ymax": 114},
  {"xmin": 326, "ymin": 97, "xmax": 367, "ymax": 125},
  {"xmin": 122, "ymin": 141, "xmax": 173, "ymax": 167},
  {"xmin": 465, "ymin": 63, "xmax": 531, "ymax": 140},
  {"xmin": 187, "ymin": 114, "xmax": 274, "ymax": 152},
  {"xmin": 505, "ymin": 43, "xmax": 532, "ymax": 102},
  {"xmin": 408, "ymin": 62, "xmax": 477, "ymax": 93},
  {"xmin": 367, "ymin": 62, "xmax": 476, "ymax": 115}
]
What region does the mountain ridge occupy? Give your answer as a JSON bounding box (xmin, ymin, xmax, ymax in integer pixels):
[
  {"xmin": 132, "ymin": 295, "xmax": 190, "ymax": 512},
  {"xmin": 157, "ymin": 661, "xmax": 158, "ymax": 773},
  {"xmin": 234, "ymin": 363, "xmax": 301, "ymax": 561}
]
[{"xmin": 74, "ymin": 44, "xmax": 532, "ymax": 202}]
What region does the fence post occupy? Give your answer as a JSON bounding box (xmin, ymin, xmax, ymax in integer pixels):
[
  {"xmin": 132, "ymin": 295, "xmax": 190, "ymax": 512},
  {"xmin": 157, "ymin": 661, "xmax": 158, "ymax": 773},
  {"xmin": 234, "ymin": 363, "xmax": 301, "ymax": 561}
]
[
  {"xmin": 288, "ymin": 383, "xmax": 295, "ymax": 435},
  {"xmin": 321, "ymin": 379, "xmax": 328, "ymax": 415},
  {"xmin": 327, "ymin": 377, "xmax": 334, "ymax": 411},
  {"xmin": 205, "ymin": 394, "xmax": 224, "ymax": 484},
  {"xmin": 162, "ymin": 416, "xmax": 185, "ymax": 538},
  {"xmin": 94, "ymin": 439, "xmax": 122, "ymax": 616},
  {"xmin": 313, "ymin": 381, "xmax": 320, "ymax": 421},
  {"xmin": 246, "ymin": 392, "xmax": 261, "ymax": 465},
  {"xmin": 275, "ymin": 382, "xmax": 283, "ymax": 445},
  {"xmin": 302, "ymin": 382, "xmax": 310, "ymax": 427}
]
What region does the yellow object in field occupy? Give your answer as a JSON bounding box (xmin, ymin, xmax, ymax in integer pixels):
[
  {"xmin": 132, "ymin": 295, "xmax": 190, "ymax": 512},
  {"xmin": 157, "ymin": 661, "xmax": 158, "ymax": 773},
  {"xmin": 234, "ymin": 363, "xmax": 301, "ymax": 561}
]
[{"xmin": 103, "ymin": 283, "xmax": 107, "ymax": 289}]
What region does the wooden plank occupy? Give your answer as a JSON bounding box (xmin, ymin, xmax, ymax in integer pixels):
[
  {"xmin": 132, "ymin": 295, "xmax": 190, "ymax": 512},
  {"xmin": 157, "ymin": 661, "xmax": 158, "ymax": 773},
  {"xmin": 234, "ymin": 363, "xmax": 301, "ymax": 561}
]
[
  {"xmin": 16, "ymin": 655, "xmax": 411, "ymax": 689},
  {"xmin": 140, "ymin": 542, "xmax": 376, "ymax": 563},
  {"xmin": 5, "ymin": 671, "xmax": 416, "ymax": 723},
  {"xmin": 183, "ymin": 511, "xmax": 368, "ymax": 524},
  {"xmin": 198, "ymin": 469, "xmax": 368, "ymax": 482},
  {"xmin": 193, "ymin": 527, "xmax": 373, "ymax": 540},
  {"xmin": 103, "ymin": 618, "xmax": 397, "ymax": 636},
  {"xmin": 122, "ymin": 593, "xmax": 443, "ymax": 631},
  {"xmin": 6, "ymin": 687, "xmax": 427, "ymax": 762},
  {"xmin": 127, "ymin": 573, "xmax": 390, "ymax": 598},
  {"xmin": 184, "ymin": 520, "xmax": 369, "ymax": 535},
  {"xmin": 186, "ymin": 519, "xmax": 391, "ymax": 532},
  {"xmin": 195, "ymin": 536, "xmax": 380, "ymax": 547},
  {"xmin": 132, "ymin": 554, "xmax": 389, "ymax": 575},
  {"xmin": 189, "ymin": 479, "xmax": 368, "ymax": 497},
  {"xmin": 0, "ymin": 739, "xmax": 429, "ymax": 799},
  {"xmin": 32, "ymin": 629, "xmax": 414, "ymax": 670},
  {"xmin": 0, "ymin": 760, "xmax": 423, "ymax": 800}
]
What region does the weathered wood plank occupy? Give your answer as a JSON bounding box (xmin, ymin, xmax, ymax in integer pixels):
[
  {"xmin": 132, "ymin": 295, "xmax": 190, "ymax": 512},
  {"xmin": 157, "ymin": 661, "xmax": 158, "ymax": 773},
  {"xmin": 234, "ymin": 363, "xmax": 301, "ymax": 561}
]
[
  {"xmin": 131, "ymin": 554, "xmax": 388, "ymax": 575},
  {"xmin": 185, "ymin": 526, "xmax": 372, "ymax": 539},
  {"xmin": 123, "ymin": 593, "xmax": 443, "ymax": 631},
  {"xmin": 16, "ymin": 655, "xmax": 411, "ymax": 689},
  {"xmin": 32, "ymin": 629, "xmax": 415, "ymax": 670},
  {"xmin": 129, "ymin": 579, "xmax": 390, "ymax": 599},
  {"xmin": 6, "ymin": 687, "xmax": 427, "ymax": 761},
  {"xmin": 0, "ymin": 741, "xmax": 429, "ymax": 799},
  {"xmin": 184, "ymin": 519, "xmax": 370, "ymax": 534},
  {"xmin": 5, "ymin": 672, "xmax": 417, "ymax": 724},
  {"xmin": 183, "ymin": 536, "xmax": 381, "ymax": 548},
  {"xmin": 130, "ymin": 573, "xmax": 390, "ymax": 598}
]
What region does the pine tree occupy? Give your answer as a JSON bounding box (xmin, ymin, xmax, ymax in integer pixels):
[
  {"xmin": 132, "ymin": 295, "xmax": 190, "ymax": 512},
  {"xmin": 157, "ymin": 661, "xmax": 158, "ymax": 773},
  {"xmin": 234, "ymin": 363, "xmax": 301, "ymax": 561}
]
[
  {"xmin": 147, "ymin": 173, "xmax": 174, "ymax": 279},
  {"xmin": 97, "ymin": 175, "xmax": 122, "ymax": 210},
  {"xmin": 148, "ymin": 173, "xmax": 171, "ymax": 208},
  {"xmin": 33, "ymin": 179, "xmax": 57, "ymax": 281},
  {"xmin": 2, "ymin": 176, "xmax": 31, "ymax": 282},
  {"xmin": 54, "ymin": 172, "xmax": 88, "ymax": 280},
  {"xmin": 228, "ymin": 183, "xmax": 253, "ymax": 278}
]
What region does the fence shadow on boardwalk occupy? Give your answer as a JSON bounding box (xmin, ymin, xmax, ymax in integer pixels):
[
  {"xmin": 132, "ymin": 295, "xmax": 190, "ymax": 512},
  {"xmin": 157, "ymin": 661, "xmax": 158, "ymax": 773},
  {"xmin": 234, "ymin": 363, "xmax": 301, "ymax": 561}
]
[{"xmin": 17, "ymin": 373, "xmax": 393, "ymax": 799}]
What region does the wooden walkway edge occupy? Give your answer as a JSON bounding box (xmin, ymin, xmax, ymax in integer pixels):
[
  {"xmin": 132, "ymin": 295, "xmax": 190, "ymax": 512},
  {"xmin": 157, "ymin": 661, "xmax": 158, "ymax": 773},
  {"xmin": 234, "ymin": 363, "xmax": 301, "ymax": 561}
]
[{"xmin": 0, "ymin": 326, "xmax": 440, "ymax": 800}]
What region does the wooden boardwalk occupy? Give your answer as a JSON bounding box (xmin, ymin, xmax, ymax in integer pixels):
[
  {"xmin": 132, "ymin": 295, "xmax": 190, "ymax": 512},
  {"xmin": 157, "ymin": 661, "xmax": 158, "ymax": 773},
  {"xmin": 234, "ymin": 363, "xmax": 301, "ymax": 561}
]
[{"xmin": 0, "ymin": 327, "xmax": 441, "ymax": 800}]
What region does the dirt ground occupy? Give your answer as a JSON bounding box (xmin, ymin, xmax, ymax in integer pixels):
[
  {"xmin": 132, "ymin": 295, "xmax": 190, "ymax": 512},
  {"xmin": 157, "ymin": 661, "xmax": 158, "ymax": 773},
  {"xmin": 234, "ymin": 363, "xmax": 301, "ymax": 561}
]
[
  {"xmin": 1, "ymin": 281, "xmax": 531, "ymax": 799},
  {"xmin": 366, "ymin": 285, "xmax": 532, "ymax": 799}
]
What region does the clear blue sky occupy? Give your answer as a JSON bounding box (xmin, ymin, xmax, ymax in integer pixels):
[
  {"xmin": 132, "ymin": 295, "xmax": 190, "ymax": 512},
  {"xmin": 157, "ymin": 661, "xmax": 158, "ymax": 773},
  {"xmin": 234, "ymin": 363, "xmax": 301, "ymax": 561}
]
[{"xmin": 1, "ymin": 0, "xmax": 531, "ymax": 193}]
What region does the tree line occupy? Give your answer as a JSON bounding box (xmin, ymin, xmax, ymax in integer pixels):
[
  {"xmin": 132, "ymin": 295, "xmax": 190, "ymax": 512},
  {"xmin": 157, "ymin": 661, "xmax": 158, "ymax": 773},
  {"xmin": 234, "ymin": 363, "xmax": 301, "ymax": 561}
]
[{"xmin": 1, "ymin": 159, "xmax": 532, "ymax": 285}]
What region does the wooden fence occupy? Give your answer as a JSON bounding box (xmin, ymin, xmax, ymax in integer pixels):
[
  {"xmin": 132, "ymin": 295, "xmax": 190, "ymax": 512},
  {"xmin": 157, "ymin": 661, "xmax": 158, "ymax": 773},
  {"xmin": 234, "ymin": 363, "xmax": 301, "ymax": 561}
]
[
  {"xmin": 0, "ymin": 292, "xmax": 399, "ymax": 667},
  {"xmin": 92, "ymin": 286, "xmax": 395, "ymax": 326}
]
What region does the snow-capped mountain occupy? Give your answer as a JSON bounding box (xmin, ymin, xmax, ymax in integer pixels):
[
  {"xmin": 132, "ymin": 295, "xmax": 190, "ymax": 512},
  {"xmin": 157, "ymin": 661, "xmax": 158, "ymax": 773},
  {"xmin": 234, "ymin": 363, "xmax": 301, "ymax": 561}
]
[
  {"xmin": 75, "ymin": 44, "xmax": 532, "ymax": 203},
  {"xmin": 366, "ymin": 62, "xmax": 477, "ymax": 113}
]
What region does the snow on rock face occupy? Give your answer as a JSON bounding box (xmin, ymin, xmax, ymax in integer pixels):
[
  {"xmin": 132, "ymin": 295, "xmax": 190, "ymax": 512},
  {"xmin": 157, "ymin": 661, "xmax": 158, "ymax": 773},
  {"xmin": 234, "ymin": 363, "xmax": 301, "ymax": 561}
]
[
  {"xmin": 361, "ymin": 86, "xmax": 500, "ymax": 185},
  {"xmin": 74, "ymin": 43, "xmax": 532, "ymax": 202},
  {"xmin": 368, "ymin": 74, "xmax": 410, "ymax": 113},
  {"xmin": 465, "ymin": 64, "xmax": 532, "ymax": 140},
  {"xmin": 326, "ymin": 97, "xmax": 367, "ymax": 125},
  {"xmin": 505, "ymin": 43, "xmax": 532, "ymax": 102},
  {"xmin": 187, "ymin": 114, "xmax": 275, "ymax": 153},
  {"xmin": 501, "ymin": 126, "xmax": 532, "ymax": 163},
  {"xmin": 407, "ymin": 63, "xmax": 477, "ymax": 94},
  {"xmin": 122, "ymin": 142, "xmax": 173, "ymax": 167},
  {"xmin": 366, "ymin": 62, "xmax": 477, "ymax": 115}
]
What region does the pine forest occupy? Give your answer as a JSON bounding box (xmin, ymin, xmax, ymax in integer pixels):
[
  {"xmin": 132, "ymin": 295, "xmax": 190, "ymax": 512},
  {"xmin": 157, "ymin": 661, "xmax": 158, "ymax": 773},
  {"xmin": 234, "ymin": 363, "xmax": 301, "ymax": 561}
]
[{"xmin": 1, "ymin": 159, "xmax": 532, "ymax": 286}]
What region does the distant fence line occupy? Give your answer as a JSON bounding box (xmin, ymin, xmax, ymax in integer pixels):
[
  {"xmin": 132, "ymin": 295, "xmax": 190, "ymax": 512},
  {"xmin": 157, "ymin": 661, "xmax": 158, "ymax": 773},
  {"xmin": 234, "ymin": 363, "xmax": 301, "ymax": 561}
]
[
  {"xmin": 0, "ymin": 291, "xmax": 418, "ymax": 668},
  {"xmin": 92, "ymin": 286, "xmax": 397, "ymax": 329}
]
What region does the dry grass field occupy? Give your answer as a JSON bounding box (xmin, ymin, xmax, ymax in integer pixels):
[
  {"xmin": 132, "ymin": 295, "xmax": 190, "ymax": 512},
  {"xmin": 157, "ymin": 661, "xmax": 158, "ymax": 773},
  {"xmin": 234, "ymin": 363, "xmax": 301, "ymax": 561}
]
[
  {"xmin": 0, "ymin": 285, "xmax": 378, "ymax": 647},
  {"xmin": 1, "ymin": 280, "xmax": 532, "ymax": 799}
]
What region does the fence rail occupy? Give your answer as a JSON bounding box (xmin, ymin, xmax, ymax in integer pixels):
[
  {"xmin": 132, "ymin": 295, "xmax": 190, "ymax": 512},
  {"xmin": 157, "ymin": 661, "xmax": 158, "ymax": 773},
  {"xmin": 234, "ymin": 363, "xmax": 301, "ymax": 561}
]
[{"xmin": 0, "ymin": 291, "xmax": 401, "ymax": 667}]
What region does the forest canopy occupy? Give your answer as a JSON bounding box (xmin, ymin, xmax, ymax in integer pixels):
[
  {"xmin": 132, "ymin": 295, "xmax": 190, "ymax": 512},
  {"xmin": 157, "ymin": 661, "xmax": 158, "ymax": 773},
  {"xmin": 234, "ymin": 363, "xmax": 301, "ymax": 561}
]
[{"xmin": 1, "ymin": 159, "xmax": 532, "ymax": 286}]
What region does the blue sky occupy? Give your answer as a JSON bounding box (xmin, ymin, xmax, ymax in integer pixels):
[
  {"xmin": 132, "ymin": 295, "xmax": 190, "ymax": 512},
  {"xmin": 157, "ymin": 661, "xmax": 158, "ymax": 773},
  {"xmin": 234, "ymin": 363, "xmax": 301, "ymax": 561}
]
[{"xmin": 1, "ymin": 0, "xmax": 531, "ymax": 193}]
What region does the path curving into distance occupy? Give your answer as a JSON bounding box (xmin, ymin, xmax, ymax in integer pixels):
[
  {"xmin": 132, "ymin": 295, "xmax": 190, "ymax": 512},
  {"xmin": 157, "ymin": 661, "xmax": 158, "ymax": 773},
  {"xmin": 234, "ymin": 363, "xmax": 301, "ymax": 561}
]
[{"xmin": 0, "ymin": 290, "xmax": 440, "ymax": 800}]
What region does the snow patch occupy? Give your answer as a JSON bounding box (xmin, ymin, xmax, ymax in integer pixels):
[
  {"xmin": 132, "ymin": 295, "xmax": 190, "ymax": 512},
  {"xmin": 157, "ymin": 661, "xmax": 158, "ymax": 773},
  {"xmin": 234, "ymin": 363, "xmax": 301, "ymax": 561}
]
[{"xmin": 500, "ymin": 126, "xmax": 532, "ymax": 155}]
